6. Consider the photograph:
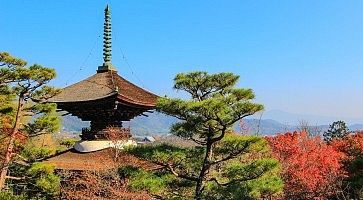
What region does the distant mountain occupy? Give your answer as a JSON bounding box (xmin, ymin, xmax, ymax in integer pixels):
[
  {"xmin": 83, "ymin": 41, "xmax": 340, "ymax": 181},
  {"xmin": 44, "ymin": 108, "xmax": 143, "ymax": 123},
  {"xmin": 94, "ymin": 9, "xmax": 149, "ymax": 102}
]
[
  {"xmin": 61, "ymin": 111, "xmax": 363, "ymax": 137},
  {"xmin": 61, "ymin": 115, "xmax": 89, "ymax": 133},
  {"xmin": 239, "ymin": 120, "xmax": 363, "ymax": 136},
  {"xmin": 348, "ymin": 124, "xmax": 363, "ymax": 131},
  {"xmin": 261, "ymin": 109, "xmax": 363, "ymax": 126},
  {"xmin": 125, "ymin": 113, "xmax": 178, "ymax": 136},
  {"xmin": 61, "ymin": 113, "xmax": 178, "ymax": 136},
  {"xmin": 238, "ymin": 119, "xmax": 287, "ymax": 136}
]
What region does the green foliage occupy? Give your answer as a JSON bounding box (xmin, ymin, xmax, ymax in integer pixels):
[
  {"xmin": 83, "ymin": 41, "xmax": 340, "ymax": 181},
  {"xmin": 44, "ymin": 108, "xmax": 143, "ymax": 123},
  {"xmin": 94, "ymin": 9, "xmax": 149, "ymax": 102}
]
[
  {"xmin": 59, "ymin": 138, "xmax": 78, "ymax": 148},
  {"xmin": 127, "ymin": 144, "xmax": 205, "ymax": 188},
  {"xmin": 347, "ymin": 156, "xmax": 363, "ymax": 195},
  {"xmin": 0, "ymin": 52, "xmax": 61, "ymax": 136},
  {"xmin": 0, "ymin": 91, "xmax": 16, "ymax": 128},
  {"xmin": 21, "ymin": 146, "xmax": 56, "ymax": 162},
  {"xmin": 31, "ymin": 86, "xmax": 60, "ymax": 102},
  {"xmin": 128, "ymin": 134, "xmax": 283, "ymax": 199},
  {"xmin": 0, "ymin": 51, "xmax": 59, "ymax": 111},
  {"xmin": 25, "ymin": 114, "xmax": 60, "ymax": 137},
  {"xmin": 205, "ymin": 159, "xmax": 282, "ymax": 199},
  {"xmin": 0, "ymin": 52, "xmax": 27, "ymax": 67},
  {"xmin": 323, "ymin": 120, "xmax": 349, "ymax": 143},
  {"xmin": 34, "ymin": 174, "xmax": 60, "ymax": 195},
  {"xmin": 128, "ymin": 144, "xmax": 204, "ymax": 172},
  {"xmin": 205, "ymin": 134, "xmax": 283, "ymax": 199},
  {"xmin": 173, "ymin": 72, "xmax": 239, "ymax": 95},
  {"xmin": 28, "ymin": 103, "xmax": 57, "ymax": 114},
  {"xmin": 0, "ymin": 52, "xmax": 27, "ymax": 88},
  {"xmin": 23, "ymin": 103, "xmax": 61, "ymax": 137},
  {"xmin": 0, "ymin": 62, "xmax": 58, "ymax": 100},
  {"xmin": 27, "ymin": 162, "xmax": 55, "ymax": 175},
  {"xmin": 157, "ymin": 72, "xmax": 263, "ymax": 141},
  {"xmin": 119, "ymin": 166, "xmax": 172, "ymax": 194},
  {"xmin": 6, "ymin": 146, "xmax": 60, "ymax": 199},
  {"xmin": 0, "ymin": 93, "xmax": 15, "ymax": 115},
  {"xmin": 0, "ymin": 52, "xmax": 60, "ymax": 198},
  {"xmin": 214, "ymin": 133, "xmax": 268, "ymax": 156},
  {"xmin": 27, "ymin": 163, "xmax": 60, "ymax": 197},
  {"xmin": 119, "ymin": 166, "xmax": 195, "ymax": 199},
  {"xmin": 0, "ymin": 191, "xmax": 26, "ymax": 200},
  {"xmin": 152, "ymin": 71, "xmax": 271, "ymax": 199}
]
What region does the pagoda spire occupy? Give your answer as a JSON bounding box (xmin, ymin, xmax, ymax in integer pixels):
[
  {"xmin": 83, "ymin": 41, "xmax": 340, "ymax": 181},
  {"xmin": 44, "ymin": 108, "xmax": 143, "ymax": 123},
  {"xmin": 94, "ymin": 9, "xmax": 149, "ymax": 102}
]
[{"xmin": 98, "ymin": 4, "xmax": 116, "ymax": 72}]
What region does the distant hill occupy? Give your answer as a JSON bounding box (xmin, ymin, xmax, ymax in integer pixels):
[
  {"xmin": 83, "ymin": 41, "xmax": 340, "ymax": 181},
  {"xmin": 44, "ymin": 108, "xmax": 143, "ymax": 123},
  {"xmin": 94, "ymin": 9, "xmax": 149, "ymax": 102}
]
[
  {"xmin": 239, "ymin": 120, "xmax": 363, "ymax": 136},
  {"xmin": 61, "ymin": 115, "xmax": 89, "ymax": 133},
  {"xmin": 237, "ymin": 119, "xmax": 288, "ymax": 135},
  {"xmin": 125, "ymin": 113, "xmax": 178, "ymax": 135},
  {"xmin": 348, "ymin": 124, "xmax": 363, "ymax": 131},
  {"xmin": 262, "ymin": 109, "xmax": 363, "ymax": 126},
  {"xmin": 61, "ymin": 112, "xmax": 363, "ymax": 136},
  {"xmin": 61, "ymin": 113, "xmax": 178, "ymax": 136}
]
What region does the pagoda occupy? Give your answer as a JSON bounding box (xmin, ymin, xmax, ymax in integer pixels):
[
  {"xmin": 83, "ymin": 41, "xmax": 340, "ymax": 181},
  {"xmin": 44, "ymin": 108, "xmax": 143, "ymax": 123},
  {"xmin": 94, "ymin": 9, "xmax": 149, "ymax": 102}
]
[{"xmin": 49, "ymin": 5, "xmax": 158, "ymax": 151}]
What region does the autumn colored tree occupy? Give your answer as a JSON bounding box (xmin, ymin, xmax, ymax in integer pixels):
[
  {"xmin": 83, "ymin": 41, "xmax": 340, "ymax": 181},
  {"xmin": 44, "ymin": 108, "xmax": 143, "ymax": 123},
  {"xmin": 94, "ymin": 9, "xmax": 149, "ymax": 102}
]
[
  {"xmin": 0, "ymin": 52, "xmax": 60, "ymax": 191},
  {"xmin": 331, "ymin": 132, "xmax": 363, "ymax": 199},
  {"xmin": 128, "ymin": 72, "xmax": 283, "ymax": 199},
  {"xmin": 104, "ymin": 126, "xmax": 132, "ymax": 161},
  {"xmin": 297, "ymin": 120, "xmax": 322, "ymax": 137},
  {"xmin": 324, "ymin": 120, "xmax": 350, "ymax": 143},
  {"xmin": 60, "ymin": 169, "xmax": 151, "ymax": 200},
  {"xmin": 267, "ymin": 131, "xmax": 346, "ymax": 199},
  {"xmin": 239, "ymin": 119, "xmax": 250, "ymax": 135}
]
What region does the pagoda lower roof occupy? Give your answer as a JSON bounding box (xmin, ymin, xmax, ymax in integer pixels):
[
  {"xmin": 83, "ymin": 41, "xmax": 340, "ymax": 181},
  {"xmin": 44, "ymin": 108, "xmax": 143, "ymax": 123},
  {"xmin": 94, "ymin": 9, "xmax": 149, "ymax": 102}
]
[{"xmin": 49, "ymin": 71, "xmax": 158, "ymax": 107}]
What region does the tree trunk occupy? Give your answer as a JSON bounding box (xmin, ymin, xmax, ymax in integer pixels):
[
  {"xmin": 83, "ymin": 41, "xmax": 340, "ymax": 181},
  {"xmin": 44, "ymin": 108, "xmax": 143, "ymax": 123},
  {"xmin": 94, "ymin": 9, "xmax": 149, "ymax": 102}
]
[
  {"xmin": 195, "ymin": 139, "xmax": 213, "ymax": 200},
  {"xmin": 0, "ymin": 96, "xmax": 24, "ymax": 190}
]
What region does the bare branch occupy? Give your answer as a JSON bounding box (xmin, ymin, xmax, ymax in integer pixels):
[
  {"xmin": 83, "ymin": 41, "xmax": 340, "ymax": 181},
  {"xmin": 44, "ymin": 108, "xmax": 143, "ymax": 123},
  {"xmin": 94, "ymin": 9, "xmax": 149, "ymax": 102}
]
[
  {"xmin": 152, "ymin": 160, "xmax": 198, "ymax": 182},
  {"xmin": 211, "ymin": 143, "xmax": 249, "ymax": 165},
  {"xmin": 5, "ymin": 176, "xmax": 26, "ymax": 180},
  {"xmin": 207, "ymin": 170, "xmax": 265, "ymax": 187},
  {"xmin": 190, "ymin": 137, "xmax": 207, "ymax": 145}
]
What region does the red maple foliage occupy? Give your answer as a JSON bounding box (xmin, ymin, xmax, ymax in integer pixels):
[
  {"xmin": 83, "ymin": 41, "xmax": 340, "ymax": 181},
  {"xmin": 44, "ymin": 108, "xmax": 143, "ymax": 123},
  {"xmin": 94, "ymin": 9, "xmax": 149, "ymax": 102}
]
[
  {"xmin": 331, "ymin": 132, "xmax": 363, "ymax": 161},
  {"xmin": 0, "ymin": 117, "xmax": 27, "ymax": 168},
  {"xmin": 267, "ymin": 131, "xmax": 346, "ymax": 199},
  {"xmin": 330, "ymin": 132, "xmax": 363, "ymax": 198}
]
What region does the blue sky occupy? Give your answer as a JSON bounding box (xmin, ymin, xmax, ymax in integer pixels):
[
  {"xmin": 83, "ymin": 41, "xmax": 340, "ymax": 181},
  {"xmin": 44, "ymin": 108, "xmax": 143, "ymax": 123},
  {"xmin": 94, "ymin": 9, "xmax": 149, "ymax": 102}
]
[{"xmin": 1, "ymin": 0, "xmax": 363, "ymax": 120}]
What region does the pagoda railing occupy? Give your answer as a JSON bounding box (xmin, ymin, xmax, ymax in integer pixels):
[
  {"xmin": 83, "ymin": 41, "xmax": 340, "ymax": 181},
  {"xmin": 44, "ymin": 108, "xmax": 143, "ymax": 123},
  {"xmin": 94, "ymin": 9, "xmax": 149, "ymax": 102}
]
[{"xmin": 81, "ymin": 127, "xmax": 131, "ymax": 140}]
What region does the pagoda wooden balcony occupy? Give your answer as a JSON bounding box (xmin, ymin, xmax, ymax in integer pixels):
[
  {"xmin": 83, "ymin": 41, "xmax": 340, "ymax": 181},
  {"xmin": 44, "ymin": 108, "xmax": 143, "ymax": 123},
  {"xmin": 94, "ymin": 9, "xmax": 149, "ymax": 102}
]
[{"xmin": 81, "ymin": 127, "xmax": 131, "ymax": 140}]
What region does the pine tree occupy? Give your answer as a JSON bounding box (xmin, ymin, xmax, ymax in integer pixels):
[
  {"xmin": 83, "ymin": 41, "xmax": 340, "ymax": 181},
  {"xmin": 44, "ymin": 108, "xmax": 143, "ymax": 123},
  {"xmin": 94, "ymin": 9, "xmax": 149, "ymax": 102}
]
[
  {"xmin": 323, "ymin": 120, "xmax": 349, "ymax": 143},
  {"xmin": 0, "ymin": 52, "xmax": 60, "ymax": 190},
  {"xmin": 128, "ymin": 72, "xmax": 283, "ymax": 199}
]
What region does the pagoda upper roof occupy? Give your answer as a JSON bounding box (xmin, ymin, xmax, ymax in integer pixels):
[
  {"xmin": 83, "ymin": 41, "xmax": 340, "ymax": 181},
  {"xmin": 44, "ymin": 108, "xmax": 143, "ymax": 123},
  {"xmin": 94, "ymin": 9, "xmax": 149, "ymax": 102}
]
[{"xmin": 49, "ymin": 71, "xmax": 158, "ymax": 107}]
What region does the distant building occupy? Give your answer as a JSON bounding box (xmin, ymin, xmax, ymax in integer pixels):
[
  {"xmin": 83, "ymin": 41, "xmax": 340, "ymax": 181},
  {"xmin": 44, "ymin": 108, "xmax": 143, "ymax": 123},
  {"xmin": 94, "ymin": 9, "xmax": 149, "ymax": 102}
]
[{"xmin": 134, "ymin": 136, "xmax": 156, "ymax": 144}]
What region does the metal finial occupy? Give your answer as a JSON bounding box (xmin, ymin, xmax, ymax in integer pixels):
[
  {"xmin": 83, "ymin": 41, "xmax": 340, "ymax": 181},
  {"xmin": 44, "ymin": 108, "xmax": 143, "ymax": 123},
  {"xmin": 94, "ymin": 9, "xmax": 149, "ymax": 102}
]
[
  {"xmin": 98, "ymin": 4, "xmax": 116, "ymax": 72},
  {"xmin": 103, "ymin": 4, "xmax": 112, "ymax": 64}
]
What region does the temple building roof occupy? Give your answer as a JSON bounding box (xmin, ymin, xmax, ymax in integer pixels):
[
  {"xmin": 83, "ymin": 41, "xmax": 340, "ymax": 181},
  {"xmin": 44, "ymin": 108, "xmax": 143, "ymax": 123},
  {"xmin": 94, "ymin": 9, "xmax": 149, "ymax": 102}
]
[{"xmin": 49, "ymin": 71, "xmax": 158, "ymax": 107}]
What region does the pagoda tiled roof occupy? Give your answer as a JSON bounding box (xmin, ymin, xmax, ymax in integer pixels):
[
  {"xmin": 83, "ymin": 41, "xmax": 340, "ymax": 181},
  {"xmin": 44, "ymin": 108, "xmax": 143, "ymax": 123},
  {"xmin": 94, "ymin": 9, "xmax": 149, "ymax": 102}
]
[{"xmin": 49, "ymin": 71, "xmax": 158, "ymax": 107}]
